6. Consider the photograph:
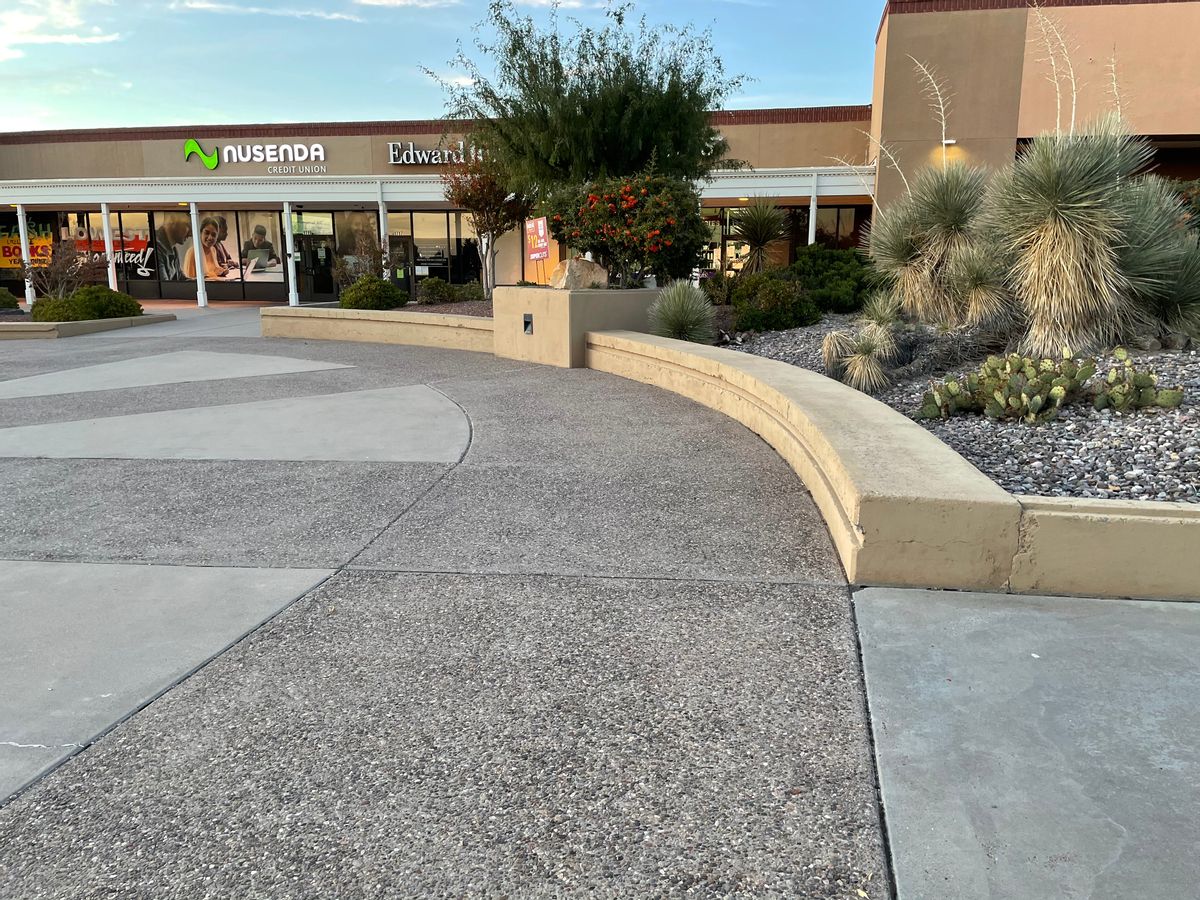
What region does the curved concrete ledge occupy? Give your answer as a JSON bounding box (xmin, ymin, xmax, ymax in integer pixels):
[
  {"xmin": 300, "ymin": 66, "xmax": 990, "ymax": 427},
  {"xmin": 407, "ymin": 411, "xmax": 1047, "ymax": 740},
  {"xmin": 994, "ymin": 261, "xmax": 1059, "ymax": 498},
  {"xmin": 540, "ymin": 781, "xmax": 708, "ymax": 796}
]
[
  {"xmin": 260, "ymin": 306, "xmax": 494, "ymax": 353},
  {"xmin": 585, "ymin": 330, "xmax": 1022, "ymax": 591},
  {"xmin": 584, "ymin": 331, "xmax": 1199, "ymax": 601},
  {"xmin": 0, "ymin": 314, "xmax": 176, "ymax": 340}
]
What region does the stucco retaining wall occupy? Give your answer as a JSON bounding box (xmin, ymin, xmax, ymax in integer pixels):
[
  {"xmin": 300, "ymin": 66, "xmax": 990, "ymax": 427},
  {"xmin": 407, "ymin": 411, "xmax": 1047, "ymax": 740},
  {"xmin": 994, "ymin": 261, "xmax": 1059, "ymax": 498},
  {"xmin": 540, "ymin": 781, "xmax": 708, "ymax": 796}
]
[
  {"xmin": 585, "ymin": 330, "xmax": 1200, "ymax": 601},
  {"xmin": 260, "ymin": 306, "xmax": 494, "ymax": 353},
  {"xmin": 0, "ymin": 314, "xmax": 176, "ymax": 340}
]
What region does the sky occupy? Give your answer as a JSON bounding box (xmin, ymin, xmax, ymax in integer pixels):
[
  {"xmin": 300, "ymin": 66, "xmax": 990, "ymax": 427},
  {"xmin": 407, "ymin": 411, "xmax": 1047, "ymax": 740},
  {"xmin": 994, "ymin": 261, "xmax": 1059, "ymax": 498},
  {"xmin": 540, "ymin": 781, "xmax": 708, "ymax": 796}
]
[{"xmin": 0, "ymin": 0, "xmax": 883, "ymax": 133}]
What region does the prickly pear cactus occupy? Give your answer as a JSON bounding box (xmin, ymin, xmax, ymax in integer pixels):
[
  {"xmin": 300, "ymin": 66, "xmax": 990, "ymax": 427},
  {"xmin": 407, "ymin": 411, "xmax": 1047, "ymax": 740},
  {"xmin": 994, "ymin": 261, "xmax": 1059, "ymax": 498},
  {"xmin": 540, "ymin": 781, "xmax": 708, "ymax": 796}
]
[
  {"xmin": 1091, "ymin": 348, "xmax": 1186, "ymax": 411},
  {"xmin": 918, "ymin": 349, "xmax": 1096, "ymax": 423}
]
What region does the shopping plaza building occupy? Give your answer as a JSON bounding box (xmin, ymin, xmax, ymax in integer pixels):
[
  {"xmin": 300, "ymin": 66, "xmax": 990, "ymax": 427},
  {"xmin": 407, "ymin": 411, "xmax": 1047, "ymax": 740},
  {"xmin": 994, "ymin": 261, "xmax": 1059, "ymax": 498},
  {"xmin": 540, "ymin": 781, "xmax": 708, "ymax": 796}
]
[{"xmin": 2, "ymin": 0, "xmax": 1198, "ymax": 305}]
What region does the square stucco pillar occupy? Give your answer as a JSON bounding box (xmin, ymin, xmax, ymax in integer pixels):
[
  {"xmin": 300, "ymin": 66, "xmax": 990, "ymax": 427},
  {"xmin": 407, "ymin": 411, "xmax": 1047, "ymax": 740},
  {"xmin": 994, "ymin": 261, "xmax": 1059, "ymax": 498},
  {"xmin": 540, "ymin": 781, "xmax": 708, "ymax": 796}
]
[
  {"xmin": 188, "ymin": 202, "xmax": 208, "ymax": 308},
  {"xmin": 493, "ymin": 286, "xmax": 659, "ymax": 368},
  {"xmin": 15, "ymin": 204, "xmax": 35, "ymax": 306}
]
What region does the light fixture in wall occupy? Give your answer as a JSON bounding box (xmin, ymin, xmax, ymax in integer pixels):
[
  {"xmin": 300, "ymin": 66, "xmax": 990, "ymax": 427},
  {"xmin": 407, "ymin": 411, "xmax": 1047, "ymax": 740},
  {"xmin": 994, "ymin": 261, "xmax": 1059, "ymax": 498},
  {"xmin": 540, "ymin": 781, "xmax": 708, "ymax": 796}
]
[
  {"xmin": 737, "ymin": 196, "xmax": 750, "ymax": 202},
  {"xmin": 942, "ymin": 139, "xmax": 957, "ymax": 146}
]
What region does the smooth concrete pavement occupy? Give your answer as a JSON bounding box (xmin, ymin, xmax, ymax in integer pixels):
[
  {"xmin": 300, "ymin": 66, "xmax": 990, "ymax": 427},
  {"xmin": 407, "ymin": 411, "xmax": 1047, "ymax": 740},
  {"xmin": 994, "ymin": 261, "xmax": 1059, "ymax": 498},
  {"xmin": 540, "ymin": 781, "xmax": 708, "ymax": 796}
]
[
  {"xmin": 0, "ymin": 350, "xmax": 351, "ymax": 399},
  {"xmin": 0, "ymin": 384, "xmax": 470, "ymax": 462},
  {"xmin": 0, "ymin": 560, "xmax": 331, "ymax": 800},
  {"xmin": 856, "ymin": 587, "xmax": 1200, "ymax": 900}
]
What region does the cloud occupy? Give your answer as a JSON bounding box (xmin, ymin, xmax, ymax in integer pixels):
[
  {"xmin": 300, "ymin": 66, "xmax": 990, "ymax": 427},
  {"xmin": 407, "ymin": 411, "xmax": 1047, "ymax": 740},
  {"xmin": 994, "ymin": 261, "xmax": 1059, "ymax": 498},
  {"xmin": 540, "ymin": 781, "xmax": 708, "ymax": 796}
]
[
  {"xmin": 354, "ymin": 0, "xmax": 463, "ymax": 8},
  {"xmin": 0, "ymin": 1, "xmax": 120, "ymax": 60},
  {"xmin": 176, "ymin": 1, "xmax": 365, "ymax": 21}
]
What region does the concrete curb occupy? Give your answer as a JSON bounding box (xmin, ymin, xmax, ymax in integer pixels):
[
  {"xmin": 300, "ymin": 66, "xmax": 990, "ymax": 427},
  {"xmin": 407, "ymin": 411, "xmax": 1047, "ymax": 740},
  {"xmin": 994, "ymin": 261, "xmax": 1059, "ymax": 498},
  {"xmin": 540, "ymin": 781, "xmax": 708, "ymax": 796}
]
[
  {"xmin": 0, "ymin": 314, "xmax": 176, "ymax": 340},
  {"xmin": 585, "ymin": 331, "xmax": 1199, "ymax": 601},
  {"xmin": 260, "ymin": 307, "xmax": 494, "ymax": 353}
]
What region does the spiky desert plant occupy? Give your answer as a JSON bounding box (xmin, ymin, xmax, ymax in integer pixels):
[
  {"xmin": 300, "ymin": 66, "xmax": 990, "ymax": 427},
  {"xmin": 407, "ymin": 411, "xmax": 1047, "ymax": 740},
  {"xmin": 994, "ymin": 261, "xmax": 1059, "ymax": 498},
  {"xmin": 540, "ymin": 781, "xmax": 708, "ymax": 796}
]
[
  {"xmin": 842, "ymin": 328, "xmax": 895, "ymax": 394},
  {"xmin": 730, "ymin": 198, "xmax": 788, "ymax": 274},
  {"xmin": 869, "ymin": 164, "xmax": 988, "ymax": 326},
  {"xmin": 946, "ymin": 240, "xmax": 1016, "ymax": 329},
  {"xmin": 821, "ymin": 329, "xmax": 856, "ymax": 376},
  {"xmin": 856, "ymin": 291, "xmax": 902, "ymax": 329},
  {"xmin": 648, "ymin": 281, "xmax": 717, "ymax": 343},
  {"xmin": 983, "ymin": 119, "xmax": 1153, "ymax": 356}
]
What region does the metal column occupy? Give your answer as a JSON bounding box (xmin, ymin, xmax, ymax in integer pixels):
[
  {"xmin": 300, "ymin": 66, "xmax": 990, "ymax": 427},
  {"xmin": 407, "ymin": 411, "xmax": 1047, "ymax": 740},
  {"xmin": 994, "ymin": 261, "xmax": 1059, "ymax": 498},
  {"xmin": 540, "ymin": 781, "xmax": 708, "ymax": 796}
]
[
  {"xmin": 15, "ymin": 203, "xmax": 35, "ymax": 306},
  {"xmin": 100, "ymin": 202, "xmax": 118, "ymax": 291},
  {"xmin": 807, "ymin": 174, "xmax": 819, "ymax": 246},
  {"xmin": 283, "ymin": 201, "xmax": 299, "ymax": 307},
  {"xmin": 188, "ymin": 202, "xmax": 207, "ymax": 307},
  {"xmin": 377, "ymin": 188, "xmax": 389, "ymax": 279}
]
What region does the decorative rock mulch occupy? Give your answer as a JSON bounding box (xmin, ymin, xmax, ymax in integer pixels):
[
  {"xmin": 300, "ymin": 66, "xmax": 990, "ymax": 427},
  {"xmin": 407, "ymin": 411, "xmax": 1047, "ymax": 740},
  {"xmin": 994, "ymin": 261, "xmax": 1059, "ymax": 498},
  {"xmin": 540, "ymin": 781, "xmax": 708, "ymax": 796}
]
[
  {"xmin": 403, "ymin": 300, "xmax": 493, "ymax": 318},
  {"xmin": 735, "ymin": 322, "xmax": 1200, "ymax": 504}
]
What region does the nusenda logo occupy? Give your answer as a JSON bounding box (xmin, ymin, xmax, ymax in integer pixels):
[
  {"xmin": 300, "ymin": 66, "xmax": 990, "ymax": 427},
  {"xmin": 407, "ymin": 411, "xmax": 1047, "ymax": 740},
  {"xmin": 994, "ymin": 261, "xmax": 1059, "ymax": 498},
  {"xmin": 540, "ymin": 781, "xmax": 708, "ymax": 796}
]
[
  {"xmin": 183, "ymin": 139, "xmax": 219, "ymax": 170},
  {"xmin": 183, "ymin": 139, "xmax": 328, "ymax": 174}
]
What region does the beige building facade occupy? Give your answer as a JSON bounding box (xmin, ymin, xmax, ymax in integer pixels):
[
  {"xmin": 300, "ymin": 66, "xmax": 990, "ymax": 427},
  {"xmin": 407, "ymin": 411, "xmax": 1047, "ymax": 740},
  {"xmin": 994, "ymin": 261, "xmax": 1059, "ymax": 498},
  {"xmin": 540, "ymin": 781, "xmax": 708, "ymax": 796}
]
[{"xmin": 2, "ymin": 0, "xmax": 1196, "ymax": 303}]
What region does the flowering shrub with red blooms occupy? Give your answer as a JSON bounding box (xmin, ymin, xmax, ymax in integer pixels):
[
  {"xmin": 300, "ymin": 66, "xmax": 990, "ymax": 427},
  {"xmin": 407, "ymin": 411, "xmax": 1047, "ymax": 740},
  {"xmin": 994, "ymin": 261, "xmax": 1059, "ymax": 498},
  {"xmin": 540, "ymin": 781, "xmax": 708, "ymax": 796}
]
[{"xmin": 544, "ymin": 174, "xmax": 709, "ymax": 284}]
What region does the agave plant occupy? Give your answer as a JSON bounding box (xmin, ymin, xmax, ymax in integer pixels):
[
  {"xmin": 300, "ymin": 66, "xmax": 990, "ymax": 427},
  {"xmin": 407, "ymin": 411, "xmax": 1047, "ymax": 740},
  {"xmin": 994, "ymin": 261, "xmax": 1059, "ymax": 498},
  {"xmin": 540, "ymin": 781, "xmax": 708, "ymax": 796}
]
[
  {"xmin": 648, "ymin": 281, "xmax": 717, "ymax": 343},
  {"xmin": 730, "ymin": 198, "xmax": 788, "ymax": 274}
]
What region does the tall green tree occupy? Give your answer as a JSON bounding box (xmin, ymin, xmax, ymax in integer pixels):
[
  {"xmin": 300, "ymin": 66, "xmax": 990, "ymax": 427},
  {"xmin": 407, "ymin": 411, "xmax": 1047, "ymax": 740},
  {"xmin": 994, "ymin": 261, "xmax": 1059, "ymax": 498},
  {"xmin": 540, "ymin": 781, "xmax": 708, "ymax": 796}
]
[{"xmin": 432, "ymin": 0, "xmax": 743, "ymax": 195}]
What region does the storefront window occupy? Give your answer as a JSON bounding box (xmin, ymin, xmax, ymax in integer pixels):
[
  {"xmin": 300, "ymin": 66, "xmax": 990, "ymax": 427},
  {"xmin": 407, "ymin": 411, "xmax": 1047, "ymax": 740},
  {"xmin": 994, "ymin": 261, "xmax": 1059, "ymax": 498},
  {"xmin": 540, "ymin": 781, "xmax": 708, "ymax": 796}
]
[
  {"xmin": 117, "ymin": 213, "xmax": 153, "ymax": 280},
  {"xmin": 181, "ymin": 210, "xmax": 241, "ymax": 282},
  {"xmin": 238, "ymin": 212, "xmax": 285, "ymax": 282},
  {"xmin": 150, "ymin": 210, "xmax": 192, "ymax": 283},
  {"xmin": 386, "ymin": 212, "xmax": 413, "ymax": 285},
  {"xmin": 449, "ymin": 213, "xmax": 481, "ymax": 285},
  {"xmin": 413, "ymin": 212, "xmax": 450, "ymax": 283}
]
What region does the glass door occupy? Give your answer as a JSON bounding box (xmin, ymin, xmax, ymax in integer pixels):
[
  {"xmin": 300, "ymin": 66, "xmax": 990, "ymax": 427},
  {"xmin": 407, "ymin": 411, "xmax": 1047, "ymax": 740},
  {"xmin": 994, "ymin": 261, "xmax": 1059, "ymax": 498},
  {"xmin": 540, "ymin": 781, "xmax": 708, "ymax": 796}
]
[{"xmin": 291, "ymin": 211, "xmax": 335, "ymax": 302}]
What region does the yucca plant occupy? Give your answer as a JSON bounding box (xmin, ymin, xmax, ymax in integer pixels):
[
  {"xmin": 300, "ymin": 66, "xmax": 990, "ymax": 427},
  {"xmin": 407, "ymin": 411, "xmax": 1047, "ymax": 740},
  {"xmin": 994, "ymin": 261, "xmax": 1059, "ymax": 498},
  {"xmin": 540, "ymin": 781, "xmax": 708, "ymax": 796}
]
[
  {"xmin": 982, "ymin": 119, "xmax": 1150, "ymax": 356},
  {"xmin": 649, "ymin": 281, "xmax": 717, "ymax": 343},
  {"xmin": 823, "ymin": 323, "xmax": 897, "ymax": 394},
  {"xmin": 730, "ymin": 198, "xmax": 788, "ymax": 274},
  {"xmin": 868, "ymin": 164, "xmax": 988, "ymax": 327},
  {"xmin": 856, "ymin": 291, "xmax": 903, "ymax": 329},
  {"xmin": 946, "ymin": 240, "xmax": 1016, "ymax": 329}
]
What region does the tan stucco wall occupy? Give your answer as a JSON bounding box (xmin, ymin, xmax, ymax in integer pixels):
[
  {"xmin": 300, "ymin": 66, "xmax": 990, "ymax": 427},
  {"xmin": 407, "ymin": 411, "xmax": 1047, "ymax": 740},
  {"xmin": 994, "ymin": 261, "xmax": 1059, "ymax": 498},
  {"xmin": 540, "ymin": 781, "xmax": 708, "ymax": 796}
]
[
  {"xmin": 1, "ymin": 120, "xmax": 871, "ymax": 182},
  {"xmin": 1017, "ymin": 3, "xmax": 1200, "ymax": 138},
  {"xmin": 721, "ymin": 120, "xmax": 870, "ymax": 170},
  {"xmin": 872, "ymin": 7, "xmax": 1028, "ymax": 206},
  {"xmin": 259, "ymin": 306, "xmax": 494, "ymax": 352}
]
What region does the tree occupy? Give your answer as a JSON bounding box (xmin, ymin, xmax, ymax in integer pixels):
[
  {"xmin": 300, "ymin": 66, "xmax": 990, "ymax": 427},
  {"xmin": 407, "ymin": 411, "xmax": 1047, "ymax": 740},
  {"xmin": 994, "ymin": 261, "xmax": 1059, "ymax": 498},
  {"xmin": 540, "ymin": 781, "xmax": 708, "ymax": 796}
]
[
  {"xmin": 433, "ymin": 0, "xmax": 743, "ymax": 196},
  {"xmin": 442, "ymin": 153, "xmax": 531, "ymax": 299},
  {"xmin": 22, "ymin": 242, "xmax": 107, "ymax": 300},
  {"xmin": 544, "ymin": 173, "xmax": 708, "ymax": 285}
]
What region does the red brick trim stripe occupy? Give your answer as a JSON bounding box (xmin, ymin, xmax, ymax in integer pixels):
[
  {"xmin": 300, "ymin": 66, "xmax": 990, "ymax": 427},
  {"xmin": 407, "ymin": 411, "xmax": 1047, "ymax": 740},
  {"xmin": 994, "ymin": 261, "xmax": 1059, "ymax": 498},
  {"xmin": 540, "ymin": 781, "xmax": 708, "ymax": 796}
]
[
  {"xmin": 711, "ymin": 105, "xmax": 872, "ymax": 125},
  {"xmin": 0, "ymin": 106, "xmax": 873, "ymax": 147},
  {"xmin": 879, "ymin": 0, "xmax": 1200, "ymax": 41}
]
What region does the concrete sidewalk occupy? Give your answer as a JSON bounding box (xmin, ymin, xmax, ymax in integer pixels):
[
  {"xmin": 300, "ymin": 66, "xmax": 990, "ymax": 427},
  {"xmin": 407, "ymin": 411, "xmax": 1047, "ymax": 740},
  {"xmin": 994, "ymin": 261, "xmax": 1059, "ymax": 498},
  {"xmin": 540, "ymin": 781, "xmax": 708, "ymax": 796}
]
[{"xmin": 0, "ymin": 331, "xmax": 886, "ymax": 898}]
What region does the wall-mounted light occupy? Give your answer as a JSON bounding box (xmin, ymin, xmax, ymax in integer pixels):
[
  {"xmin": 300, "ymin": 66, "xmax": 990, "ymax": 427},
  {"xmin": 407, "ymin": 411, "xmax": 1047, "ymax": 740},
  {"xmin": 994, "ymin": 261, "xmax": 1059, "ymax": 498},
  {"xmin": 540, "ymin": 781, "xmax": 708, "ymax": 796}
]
[
  {"xmin": 737, "ymin": 196, "xmax": 750, "ymax": 202},
  {"xmin": 942, "ymin": 139, "xmax": 957, "ymax": 146}
]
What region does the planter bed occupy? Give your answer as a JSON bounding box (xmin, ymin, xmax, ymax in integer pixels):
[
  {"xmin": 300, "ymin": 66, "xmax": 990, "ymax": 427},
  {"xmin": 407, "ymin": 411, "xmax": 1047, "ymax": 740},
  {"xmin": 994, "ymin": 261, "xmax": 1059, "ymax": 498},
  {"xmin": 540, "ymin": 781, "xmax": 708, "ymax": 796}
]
[{"xmin": 736, "ymin": 320, "xmax": 1200, "ymax": 504}]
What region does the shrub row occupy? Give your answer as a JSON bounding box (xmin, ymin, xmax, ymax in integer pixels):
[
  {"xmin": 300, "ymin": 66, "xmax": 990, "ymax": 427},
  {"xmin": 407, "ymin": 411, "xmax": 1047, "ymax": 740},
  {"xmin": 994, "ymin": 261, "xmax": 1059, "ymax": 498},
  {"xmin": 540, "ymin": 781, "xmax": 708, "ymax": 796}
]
[
  {"xmin": 415, "ymin": 277, "xmax": 485, "ymax": 305},
  {"xmin": 30, "ymin": 286, "xmax": 143, "ymax": 322},
  {"xmin": 0, "ymin": 287, "xmax": 20, "ymax": 310}
]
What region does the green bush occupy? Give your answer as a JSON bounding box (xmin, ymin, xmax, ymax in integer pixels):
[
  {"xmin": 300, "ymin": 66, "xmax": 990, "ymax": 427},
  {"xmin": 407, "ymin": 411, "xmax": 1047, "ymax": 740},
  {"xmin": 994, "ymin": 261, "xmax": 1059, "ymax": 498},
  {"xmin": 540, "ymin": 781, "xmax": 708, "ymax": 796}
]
[
  {"xmin": 455, "ymin": 281, "xmax": 486, "ymax": 303},
  {"xmin": 339, "ymin": 274, "xmax": 408, "ymax": 310},
  {"xmin": 70, "ymin": 285, "xmax": 142, "ymax": 319},
  {"xmin": 649, "ymin": 281, "xmax": 716, "ymax": 343},
  {"xmin": 31, "ymin": 297, "xmax": 87, "ymax": 322},
  {"xmin": 417, "ymin": 276, "xmax": 457, "ymax": 304},
  {"xmin": 0, "ymin": 287, "xmax": 20, "ymax": 310},
  {"xmin": 733, "ymin": 276, "xmax": 820, "ymax": 332},
  {"xmin": 700, "ymin": 273, "xmax": 735, "ymax": 306},
  {"xmin": 790, "ymin": 244, "xmax": 870, "ymax": 313}
]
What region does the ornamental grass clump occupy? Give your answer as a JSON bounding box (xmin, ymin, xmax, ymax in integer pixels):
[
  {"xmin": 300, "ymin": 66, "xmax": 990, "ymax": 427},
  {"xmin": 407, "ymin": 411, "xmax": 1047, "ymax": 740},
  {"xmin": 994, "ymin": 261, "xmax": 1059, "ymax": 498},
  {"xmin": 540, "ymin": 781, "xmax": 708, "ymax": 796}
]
[{"xmin": 649, "ymin": 281, "xmax": 716, "ymax": 343}]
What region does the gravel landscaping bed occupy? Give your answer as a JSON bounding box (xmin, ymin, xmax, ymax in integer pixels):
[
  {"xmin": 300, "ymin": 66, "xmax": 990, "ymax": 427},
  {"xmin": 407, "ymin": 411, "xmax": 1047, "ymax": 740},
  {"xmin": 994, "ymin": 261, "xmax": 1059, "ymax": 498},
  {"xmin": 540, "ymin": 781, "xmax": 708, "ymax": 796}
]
[
  {"xmin": 404, "ymin": 299, "xmax": 493, "ymax": 317},
  {"xmin": 736, "ymin": 321, "xmax": 1200, "ymax": 504}
]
